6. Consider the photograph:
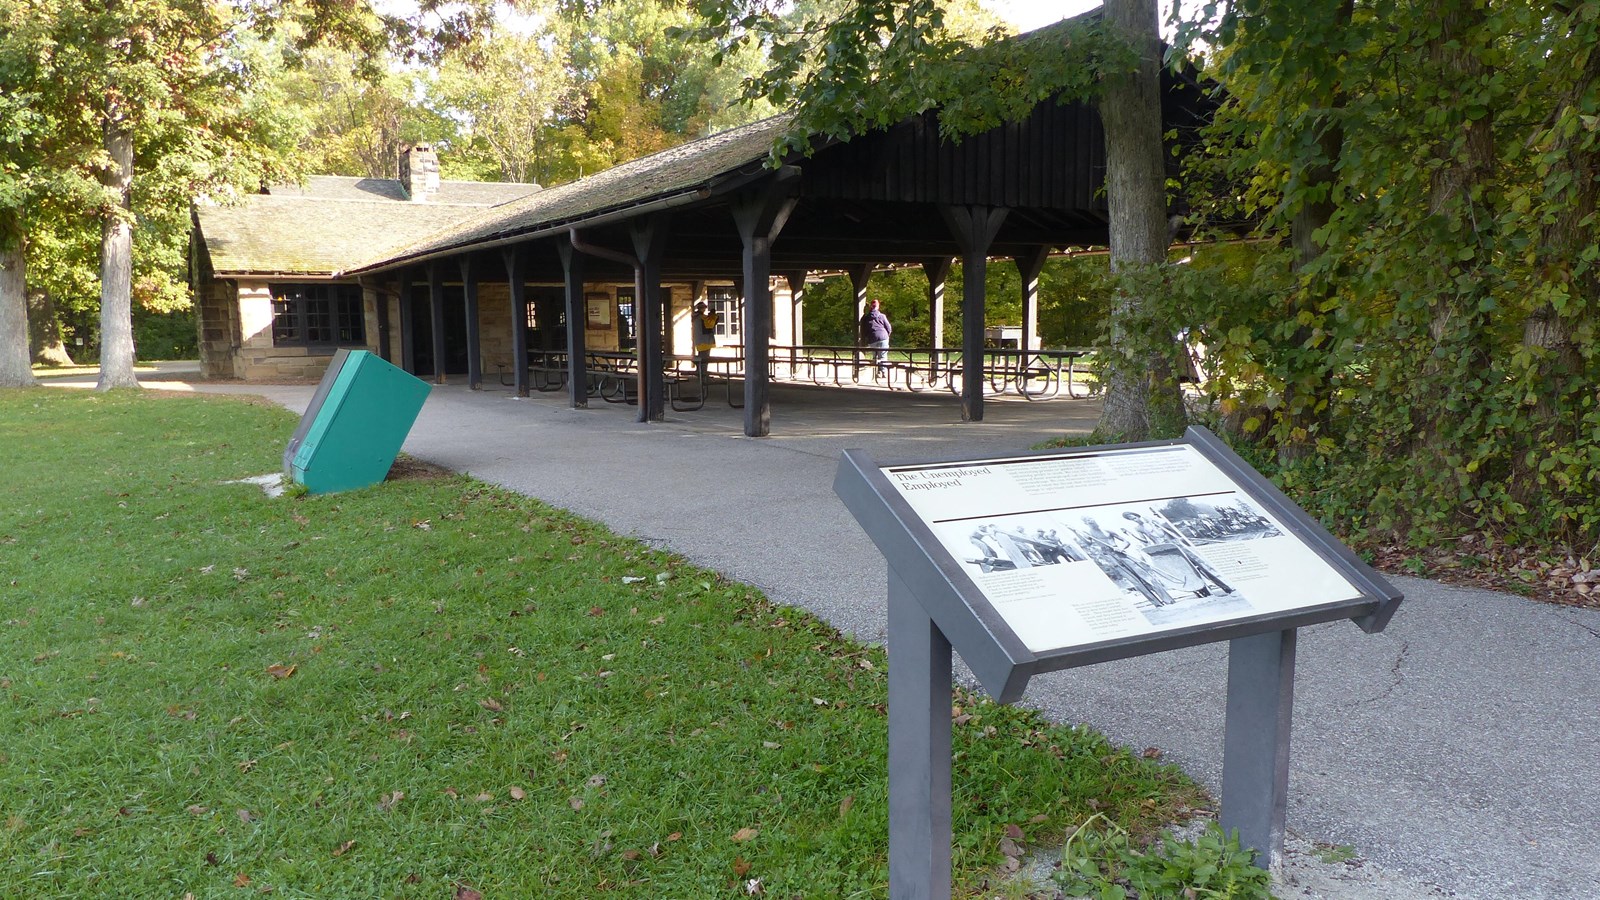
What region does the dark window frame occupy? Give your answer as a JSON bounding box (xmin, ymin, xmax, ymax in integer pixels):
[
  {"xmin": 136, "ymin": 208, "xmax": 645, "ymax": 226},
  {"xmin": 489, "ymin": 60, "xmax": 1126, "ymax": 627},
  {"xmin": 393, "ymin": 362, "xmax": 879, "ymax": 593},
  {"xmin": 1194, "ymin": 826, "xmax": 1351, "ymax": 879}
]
[{"xmin": 270, "ymin": 283, "xmax": 366, "ymax": 349}]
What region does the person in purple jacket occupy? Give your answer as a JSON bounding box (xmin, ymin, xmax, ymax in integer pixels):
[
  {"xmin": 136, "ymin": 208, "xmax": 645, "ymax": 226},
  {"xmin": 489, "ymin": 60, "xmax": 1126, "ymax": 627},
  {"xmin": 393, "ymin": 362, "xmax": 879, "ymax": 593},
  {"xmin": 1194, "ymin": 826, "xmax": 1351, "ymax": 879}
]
[{"xmin": 858, "ymin": 298, "xmax": 892, "ymax": 376}]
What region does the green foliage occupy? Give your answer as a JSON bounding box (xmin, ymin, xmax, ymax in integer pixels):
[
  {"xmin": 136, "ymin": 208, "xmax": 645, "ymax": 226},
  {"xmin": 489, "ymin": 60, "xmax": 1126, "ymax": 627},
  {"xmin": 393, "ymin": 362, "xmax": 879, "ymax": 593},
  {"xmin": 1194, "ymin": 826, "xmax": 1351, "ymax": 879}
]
[
  {"xmin": 0, "ymin": 390, "xmax": 1203, "ymax": 897},
  {"xmin": 1054, "ymin": 817, "xmax": 1276, "ymax": 900},
  {"xmin": 1165, "ymin": 1, "xmax": 1600, "ymax": 557},
  {"xmin": 681, "ymin": 0, "xmax": 1118, "ymax": 161},
  {"xmin": 131, "ymin": 306, "xmax": 197, "ymax": 360}
]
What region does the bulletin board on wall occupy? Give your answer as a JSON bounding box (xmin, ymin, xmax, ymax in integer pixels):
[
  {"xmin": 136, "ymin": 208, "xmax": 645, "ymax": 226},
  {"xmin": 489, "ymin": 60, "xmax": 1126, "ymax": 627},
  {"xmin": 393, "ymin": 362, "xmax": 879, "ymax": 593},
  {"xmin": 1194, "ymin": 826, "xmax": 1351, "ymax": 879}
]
[{"xmin": 585, "ymin": 292, "xmax": 611, "ymax": 329}]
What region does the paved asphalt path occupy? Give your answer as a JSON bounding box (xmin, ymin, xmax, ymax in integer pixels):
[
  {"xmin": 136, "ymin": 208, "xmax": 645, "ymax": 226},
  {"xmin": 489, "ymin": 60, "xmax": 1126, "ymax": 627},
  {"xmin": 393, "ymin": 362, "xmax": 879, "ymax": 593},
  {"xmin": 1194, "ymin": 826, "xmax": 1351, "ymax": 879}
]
[{"xmin": 117, "ymin": 369, "xmax": 1600, "ymax": 898}]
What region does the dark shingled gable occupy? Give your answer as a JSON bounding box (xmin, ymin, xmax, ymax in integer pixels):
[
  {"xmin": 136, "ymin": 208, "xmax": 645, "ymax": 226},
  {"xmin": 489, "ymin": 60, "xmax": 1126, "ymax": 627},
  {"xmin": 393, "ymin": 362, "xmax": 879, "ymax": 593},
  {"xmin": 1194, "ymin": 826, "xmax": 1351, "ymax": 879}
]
[{"xmin": 347, "ymin": 114, "xmax": 797, "ymax": 273}]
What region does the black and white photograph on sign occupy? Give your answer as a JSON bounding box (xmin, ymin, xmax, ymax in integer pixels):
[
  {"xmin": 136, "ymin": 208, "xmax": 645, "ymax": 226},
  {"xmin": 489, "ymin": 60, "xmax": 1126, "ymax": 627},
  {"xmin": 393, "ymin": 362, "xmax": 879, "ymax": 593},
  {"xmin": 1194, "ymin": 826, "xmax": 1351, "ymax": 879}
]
[
  {"xmin": 965, "ymin": 521, "xmax": 1086, "ymax": 573},
  {"xmin": 883, "ymin": 445, "xmax": 1364, "ymax": 655},
  {"xmin": 1157, "ymin": 496, "xmax": 1282, "ymax": 545}
]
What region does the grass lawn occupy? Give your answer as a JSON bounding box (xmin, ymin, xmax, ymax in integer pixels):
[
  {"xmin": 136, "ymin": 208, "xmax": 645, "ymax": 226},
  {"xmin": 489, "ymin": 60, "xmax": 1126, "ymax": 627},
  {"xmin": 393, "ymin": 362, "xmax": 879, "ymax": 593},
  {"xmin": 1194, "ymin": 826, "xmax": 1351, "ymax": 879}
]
[{"xmin": 0, "ymin": 389, "xmax": 1199, "ymax": 898}]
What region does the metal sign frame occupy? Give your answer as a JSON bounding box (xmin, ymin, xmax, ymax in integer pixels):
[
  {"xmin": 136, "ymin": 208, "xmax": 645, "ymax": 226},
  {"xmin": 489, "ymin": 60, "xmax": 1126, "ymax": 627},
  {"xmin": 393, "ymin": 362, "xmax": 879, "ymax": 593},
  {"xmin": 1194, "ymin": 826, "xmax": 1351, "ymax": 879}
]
[{"xmin": 834, "ymin": 426, "xmax": 1402, "ymax": 897}]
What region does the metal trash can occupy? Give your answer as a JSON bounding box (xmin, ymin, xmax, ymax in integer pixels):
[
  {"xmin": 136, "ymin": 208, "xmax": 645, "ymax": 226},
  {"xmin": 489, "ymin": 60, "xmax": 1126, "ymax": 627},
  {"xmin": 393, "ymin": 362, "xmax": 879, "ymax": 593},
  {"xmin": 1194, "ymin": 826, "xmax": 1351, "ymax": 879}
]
[{"xmin": 283, "ymin": 349, "xmax": 432, "ymax": 494}]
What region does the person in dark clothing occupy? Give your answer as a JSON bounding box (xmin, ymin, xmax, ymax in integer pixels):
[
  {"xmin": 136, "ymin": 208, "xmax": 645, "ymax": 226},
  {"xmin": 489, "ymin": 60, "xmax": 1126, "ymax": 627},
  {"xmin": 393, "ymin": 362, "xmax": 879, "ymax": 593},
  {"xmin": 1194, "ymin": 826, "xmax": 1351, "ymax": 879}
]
[{"xmin": 858, "ymin": 299, "xmax": 892, "ymax": 376}]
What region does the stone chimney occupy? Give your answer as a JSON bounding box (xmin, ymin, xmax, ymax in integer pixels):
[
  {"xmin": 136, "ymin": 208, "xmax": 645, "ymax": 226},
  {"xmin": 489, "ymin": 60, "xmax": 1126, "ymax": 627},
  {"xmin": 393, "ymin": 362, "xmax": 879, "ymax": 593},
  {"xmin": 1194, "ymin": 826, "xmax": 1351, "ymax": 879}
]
[{"xmin": 398, "ymin": 143, "xmax": 440, "ymax": 201}]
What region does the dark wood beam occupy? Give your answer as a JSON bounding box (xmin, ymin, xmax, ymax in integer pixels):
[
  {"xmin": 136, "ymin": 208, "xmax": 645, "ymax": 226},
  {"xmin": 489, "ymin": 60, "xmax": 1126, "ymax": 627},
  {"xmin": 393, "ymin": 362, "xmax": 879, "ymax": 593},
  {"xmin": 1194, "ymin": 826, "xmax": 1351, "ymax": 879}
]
[
  {"xmin": 502, "ymin": 248, "xmax": 530, "ymax": 398},
  {"xmin": 428, "ymin": 262, "xmax": 447, "ymax": 385},
  {"xmin": 731, "ymin": 169, "xmax": 800, "ymax": 437},
  {"xmin": 630, "ymin": 215, "xmax": 671, "ymax": 422},
  {"xmin": 922, "ymin": 256, "xmax": 953, "ymax": 374},
  {"xmin": 1015, "ymin": 246, "xmax": 1049, "ymax": 352},
  {"xmin": 942, "ymin": 205, "xmax": 1009, "ymax": 422},
  {"xmin": 460, "ymin": 255, "xmax": 482, "ymax": 389},
  {"xmin": 556, "ymin": 238, "xmax": 589, "ymax": 409}
]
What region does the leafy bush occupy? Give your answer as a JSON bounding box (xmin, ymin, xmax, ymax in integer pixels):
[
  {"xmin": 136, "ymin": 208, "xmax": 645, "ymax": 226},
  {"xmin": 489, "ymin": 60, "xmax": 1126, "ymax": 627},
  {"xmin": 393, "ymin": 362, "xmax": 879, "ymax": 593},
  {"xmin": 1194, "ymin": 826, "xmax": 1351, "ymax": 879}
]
[{"xmin": 1054, "ymin": 817, "xmax": 1276, "ymax": 900}]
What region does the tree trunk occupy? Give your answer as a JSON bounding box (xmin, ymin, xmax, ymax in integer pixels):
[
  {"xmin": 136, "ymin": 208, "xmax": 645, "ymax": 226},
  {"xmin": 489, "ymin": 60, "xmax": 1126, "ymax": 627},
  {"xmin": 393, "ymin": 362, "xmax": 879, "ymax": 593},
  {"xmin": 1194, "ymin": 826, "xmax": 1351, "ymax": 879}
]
[
  {"xmin": 97, "ymin": 116, "xmax": 140, "ymax": 390},
  {"xmin": 1278, "ymin": 0, "xmax": 1353, "ymax": 463},
  {"xmin": 1521, "ymin": 12, "xmax": 1598, "ymax": 410},
  {"xmin": 1425, "ymin": 0, "xmax": 1495, "ymax": 353},
  {"xmin": 1094, "ymin": 0, "xmax": 1183, "ymax": 441},
  {"xmin": 0, "ymin": 232, "xmax": 36, "ymax": 388},
  {"xmin": 29, "ymin": 288, "xmax": 76, "ymax": 367}
]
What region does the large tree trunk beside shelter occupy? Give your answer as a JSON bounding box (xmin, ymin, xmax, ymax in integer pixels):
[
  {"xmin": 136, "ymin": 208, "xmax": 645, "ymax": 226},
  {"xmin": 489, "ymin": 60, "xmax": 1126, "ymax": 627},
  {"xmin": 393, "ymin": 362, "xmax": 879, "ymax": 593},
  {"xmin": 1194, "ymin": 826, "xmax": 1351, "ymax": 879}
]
[
  {"xmin": 1094, "ymin": 0, "xmax": 1184, "ymax": 440},
  {"xmin": 97, "ymin": 116, "xmax": 140, "ymax": 390},
  {"xmin": 0, "ymin": 236, "xmax": 36, "ymax": 387}
]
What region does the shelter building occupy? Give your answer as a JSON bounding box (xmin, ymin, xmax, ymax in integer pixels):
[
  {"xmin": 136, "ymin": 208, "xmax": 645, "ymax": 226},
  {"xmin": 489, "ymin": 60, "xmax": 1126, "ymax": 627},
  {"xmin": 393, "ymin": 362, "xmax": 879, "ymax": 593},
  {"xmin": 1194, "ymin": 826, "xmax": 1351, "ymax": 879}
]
[{"xmin": 191, "ymin": 22, "xmax": 1213, "ymax": 435}]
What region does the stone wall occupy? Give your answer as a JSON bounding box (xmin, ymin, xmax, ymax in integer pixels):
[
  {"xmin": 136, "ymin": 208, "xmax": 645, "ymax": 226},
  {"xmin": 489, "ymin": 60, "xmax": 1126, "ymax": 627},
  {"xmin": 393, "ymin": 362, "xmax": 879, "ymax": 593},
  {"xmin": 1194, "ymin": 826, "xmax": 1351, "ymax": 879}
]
[{"xmin": 195, "ymin": 277, "xmax": 240, "ymax": 379}]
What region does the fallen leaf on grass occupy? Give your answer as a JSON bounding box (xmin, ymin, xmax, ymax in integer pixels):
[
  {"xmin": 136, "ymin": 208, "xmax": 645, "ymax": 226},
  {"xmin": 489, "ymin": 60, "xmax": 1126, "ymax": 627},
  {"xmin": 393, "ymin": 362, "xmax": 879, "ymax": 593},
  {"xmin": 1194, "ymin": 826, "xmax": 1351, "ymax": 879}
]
[
  {"xmin": 237, "ymin": 809, "xmax": 255, "ymax": 823},
  {"xmin": 508, "ymin": 786, "xmax": 526, "ymax": 801},
  {"xmin": 1004, "ymin": 823, "xmax": 1024, "ymax": 840},
  {"xmin": 568, "ymin": 797, "xmax": 584, "ymax": 810},
  {"xmin": 478, "ymin": 697, "xmax": 503, "ymax": 712},
  {"xmin": 377, "ymin": 791, "xmax": 404, "ymax": 813},
  {"xmin": 234, "ymin": 873, "xmax": 251, "ymax": 887},
  {"xmin": 733, "ymin": 857, "xmax": 752, "ymax": 877},
  {"xmin": 838, "ymin": 795, "xmax": 854, "ymax": 818},
  {"xmin": 454, "ymin": 886, "xmax": 482, "ymax": 900},
  {"xmin": 332, "ymin": 840, "xmax": 355, "ymax": 858},
  {"xmin": 185, "ymin": 805, "xmax": 208, "ymax": 816},
  {"xmin": 731, "ymin": 827, "xmax": 759, "ymax": 842},
  {"xmin": 265, "ymin": 664, "xmax": 296, "ymax": 679},
  {"xmin": 238, "ymin": 759, "xmax": 257, "ymax": 773},
  {"xmin": 665, "ymin": 831, "xmax": 682, "ymax": 842}
]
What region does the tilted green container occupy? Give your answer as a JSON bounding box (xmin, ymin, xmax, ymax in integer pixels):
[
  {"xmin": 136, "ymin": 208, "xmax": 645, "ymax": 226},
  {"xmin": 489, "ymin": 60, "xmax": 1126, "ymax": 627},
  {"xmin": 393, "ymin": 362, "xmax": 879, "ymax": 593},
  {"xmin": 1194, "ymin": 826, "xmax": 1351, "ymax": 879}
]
[{"xmin": 283, "ymin": 349, "xmax": 433, "ymax": 495}]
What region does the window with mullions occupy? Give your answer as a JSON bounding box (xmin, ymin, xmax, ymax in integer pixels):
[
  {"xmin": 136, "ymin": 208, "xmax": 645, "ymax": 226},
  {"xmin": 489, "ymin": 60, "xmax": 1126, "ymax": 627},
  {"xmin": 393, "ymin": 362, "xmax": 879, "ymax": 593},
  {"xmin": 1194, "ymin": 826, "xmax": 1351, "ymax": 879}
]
[
  {"xmin": 707, "ymin": 287, "xmax": 741, "ymax": 339},
  {"xmin": 616, "ymin": 288, "xmax": 636, "ymax": 350},
  {"xmin": 270, "ymin": 284, "xmax": 365, "ymax": 348}
]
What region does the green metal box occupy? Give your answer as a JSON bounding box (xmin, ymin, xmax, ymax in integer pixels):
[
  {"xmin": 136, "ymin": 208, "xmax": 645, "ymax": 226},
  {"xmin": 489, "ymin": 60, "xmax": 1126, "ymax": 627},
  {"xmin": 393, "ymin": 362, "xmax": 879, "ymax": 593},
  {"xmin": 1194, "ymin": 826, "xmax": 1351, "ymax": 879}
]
[{"xmin": 283, "ymin": 349, "xmax": 432, "ymax": 494}]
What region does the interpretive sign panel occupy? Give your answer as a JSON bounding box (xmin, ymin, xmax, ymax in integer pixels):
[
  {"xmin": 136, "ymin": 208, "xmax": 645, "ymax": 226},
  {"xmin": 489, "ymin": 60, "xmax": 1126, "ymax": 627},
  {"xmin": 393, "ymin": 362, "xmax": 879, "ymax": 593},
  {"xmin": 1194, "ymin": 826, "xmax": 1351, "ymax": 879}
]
[
  {"xmin": 883, "ymin": 442, "xmax": 1360, "ymax": 655},
  {"xmin": 835, "ymin": 426, "xmax": 1399, "ymax": 702},
  {"xmin": 838, "ymin": 427, "xmax": 1402, "ymax": 893}
]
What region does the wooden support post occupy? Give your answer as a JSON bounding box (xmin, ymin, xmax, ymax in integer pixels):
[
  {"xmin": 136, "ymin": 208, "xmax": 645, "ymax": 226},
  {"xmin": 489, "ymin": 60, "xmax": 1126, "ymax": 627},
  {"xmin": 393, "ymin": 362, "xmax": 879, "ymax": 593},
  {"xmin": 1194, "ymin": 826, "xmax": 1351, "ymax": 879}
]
[
  {"xmin": 428, "ymin": 262, "xmax": 447, "ymax": 385},
  {"xmin": 630, "ymin": 214, "xmax": 671, "ymax": 423},
  {"xmin": 460, "ymin": 255, "xmax": 482, "ymax": 390},
  {"xmin": 848, "ymin": 263, "xmax": 874, "ymax": 379},
  {"xmin": 785, "ymin": 271, "xmax": 807, "ymax": 373},
  {"xmin": 399, "ymin": 274, "xmax": 416, "ymax": 374},
  {"xmin": 941, "ymin": 206, "xmax": 1008, "ymax": 422},
  {"xmin": 922, "ymin": 256, "xmax": 952, "ymax": 378},
  {"xmin": 1015, "ymin": 246, "xmax": 1049, "ymax": 353},
  {"xmin": 556, "ymin": 239, "xmax": 588, "ymax": 409},
  {"xmin": 502, "ymin": 248, "xmax": 530, "ymax": 398},
  {"xmin": 731, "ymin": 170, "xmax": 799, "ymax": 437},
  {"xmin": 368, "ymin": 277, "xmax": 391, "ymax": 364}
]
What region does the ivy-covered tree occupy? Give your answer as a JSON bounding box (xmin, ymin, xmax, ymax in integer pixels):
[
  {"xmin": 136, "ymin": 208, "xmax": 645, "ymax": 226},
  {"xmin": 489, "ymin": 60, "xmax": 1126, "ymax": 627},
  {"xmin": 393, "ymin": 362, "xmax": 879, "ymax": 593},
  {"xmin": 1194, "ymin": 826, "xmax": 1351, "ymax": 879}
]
[{"xmin": 1180, "ymin": 0, "xmax": 1600, "ymax": 550}]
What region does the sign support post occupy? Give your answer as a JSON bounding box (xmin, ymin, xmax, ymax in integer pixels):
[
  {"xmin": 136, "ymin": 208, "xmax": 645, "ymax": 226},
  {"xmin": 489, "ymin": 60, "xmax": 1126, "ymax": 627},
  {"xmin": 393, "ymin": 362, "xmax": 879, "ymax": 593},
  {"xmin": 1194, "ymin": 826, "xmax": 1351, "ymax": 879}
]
[
  {"xmin": 888, "ymin": 573, "xmax": 953, "ymax": 900},
  {"xmin": 1221, "ymin": 628, "xmax": 1299, "ymax": 864}
]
